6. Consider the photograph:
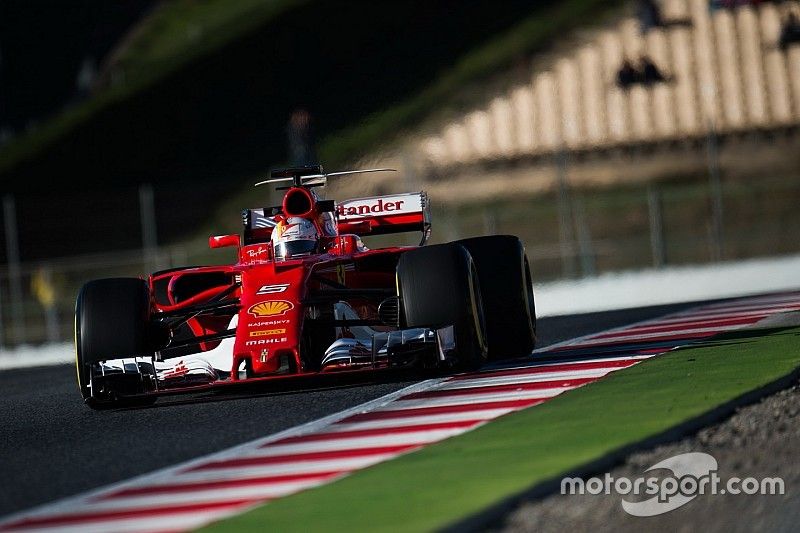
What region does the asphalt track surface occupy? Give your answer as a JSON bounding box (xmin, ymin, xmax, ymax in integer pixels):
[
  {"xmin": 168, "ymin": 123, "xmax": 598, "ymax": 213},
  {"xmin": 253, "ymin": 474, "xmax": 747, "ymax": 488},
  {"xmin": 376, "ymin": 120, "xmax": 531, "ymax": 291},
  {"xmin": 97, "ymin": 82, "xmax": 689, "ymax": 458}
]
[{"xmin": 0, "ymin": 301, "xmax": 698, "ymax": 519}]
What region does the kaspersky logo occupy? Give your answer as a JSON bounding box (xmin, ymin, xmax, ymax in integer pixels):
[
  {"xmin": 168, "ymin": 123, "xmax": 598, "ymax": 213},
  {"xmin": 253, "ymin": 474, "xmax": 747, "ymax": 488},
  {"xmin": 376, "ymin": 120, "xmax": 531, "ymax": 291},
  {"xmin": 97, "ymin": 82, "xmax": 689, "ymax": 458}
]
[{"xmin": 249, "ymin": 319, "xmax": 290, "ymax": 327}]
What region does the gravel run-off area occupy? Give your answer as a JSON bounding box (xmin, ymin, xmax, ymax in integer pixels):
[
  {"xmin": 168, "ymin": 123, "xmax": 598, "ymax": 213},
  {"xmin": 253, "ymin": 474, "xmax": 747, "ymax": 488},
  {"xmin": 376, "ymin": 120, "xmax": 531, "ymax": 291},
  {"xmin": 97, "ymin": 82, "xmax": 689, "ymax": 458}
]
[{"xmin": 499, "ymin": 381, "xmax": 800, "ymax": 532}]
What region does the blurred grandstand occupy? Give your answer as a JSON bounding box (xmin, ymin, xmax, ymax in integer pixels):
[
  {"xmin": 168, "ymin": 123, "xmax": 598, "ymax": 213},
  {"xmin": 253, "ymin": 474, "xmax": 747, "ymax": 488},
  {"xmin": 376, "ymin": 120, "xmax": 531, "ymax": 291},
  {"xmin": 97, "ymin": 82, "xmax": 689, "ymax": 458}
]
[
  {"xmin": 1, "ymin": 0, "xmax": 800, "ymax": 348},
  {"xmin": 344, "ymin": 0, "xmax": 800, "ymax": 289},
  {"xmin": 415, "ymin": 0, "xmax": 800, "ymax": 169}
]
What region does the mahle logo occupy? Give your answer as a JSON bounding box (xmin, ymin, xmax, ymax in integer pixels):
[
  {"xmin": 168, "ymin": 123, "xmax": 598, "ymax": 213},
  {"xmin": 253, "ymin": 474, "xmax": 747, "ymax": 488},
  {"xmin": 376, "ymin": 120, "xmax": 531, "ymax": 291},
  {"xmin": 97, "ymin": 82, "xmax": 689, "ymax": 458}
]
[{"xmin": 245, "ymin": 337, "xmax": 288, "ymax": 346}]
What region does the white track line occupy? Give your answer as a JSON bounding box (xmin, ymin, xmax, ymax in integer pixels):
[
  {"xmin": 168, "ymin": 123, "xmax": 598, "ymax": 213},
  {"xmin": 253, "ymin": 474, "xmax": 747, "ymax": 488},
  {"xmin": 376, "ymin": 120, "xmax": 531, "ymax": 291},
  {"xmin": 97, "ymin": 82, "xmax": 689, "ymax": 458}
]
[
  {"xmin": 560, "ymin": 324, "xmax": 742, "ymax": 347},
  {"xmin": 327, "ymin": 410, "xmax": 510, "ymax": 431},
  {"xmin": 383, "ymin": 389, "xmax": 567, "ymax": 409},
  {"xmin": 433, "ymin": 368, "xmax": 618, "ymax": 389}
]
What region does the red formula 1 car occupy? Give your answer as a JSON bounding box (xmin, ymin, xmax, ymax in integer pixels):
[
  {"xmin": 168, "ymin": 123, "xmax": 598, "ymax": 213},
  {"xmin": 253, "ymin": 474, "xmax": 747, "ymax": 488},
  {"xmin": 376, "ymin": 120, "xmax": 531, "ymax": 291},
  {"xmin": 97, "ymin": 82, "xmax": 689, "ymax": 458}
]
[{"xmin": 74, "ymin": 167, "xmax": 536, "ymax": 408}]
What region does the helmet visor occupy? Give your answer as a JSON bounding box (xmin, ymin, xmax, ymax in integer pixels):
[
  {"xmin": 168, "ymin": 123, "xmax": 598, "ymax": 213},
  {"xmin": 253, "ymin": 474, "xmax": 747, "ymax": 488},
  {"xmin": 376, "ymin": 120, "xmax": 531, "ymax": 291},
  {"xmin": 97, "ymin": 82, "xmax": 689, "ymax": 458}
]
[{"xmin": 274, "ymin": 240, "xmax": 317, "ymax": 260}]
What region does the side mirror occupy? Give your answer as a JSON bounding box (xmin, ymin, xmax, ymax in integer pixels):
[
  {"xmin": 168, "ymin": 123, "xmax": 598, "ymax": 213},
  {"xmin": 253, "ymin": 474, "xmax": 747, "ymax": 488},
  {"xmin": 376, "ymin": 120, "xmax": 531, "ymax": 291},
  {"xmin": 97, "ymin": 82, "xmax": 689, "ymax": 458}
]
[{"xmin": 209, "ymin": 234, "xmax": 241, "ymax": 249}]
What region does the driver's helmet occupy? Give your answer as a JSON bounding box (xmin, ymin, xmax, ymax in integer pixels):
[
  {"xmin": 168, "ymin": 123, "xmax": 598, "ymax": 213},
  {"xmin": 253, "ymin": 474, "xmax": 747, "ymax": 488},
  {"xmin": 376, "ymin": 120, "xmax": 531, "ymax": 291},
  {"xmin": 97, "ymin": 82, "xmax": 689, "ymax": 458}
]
[{"xmin": 272, "ymin": 217, "xmax": 320, "ymax": 260}]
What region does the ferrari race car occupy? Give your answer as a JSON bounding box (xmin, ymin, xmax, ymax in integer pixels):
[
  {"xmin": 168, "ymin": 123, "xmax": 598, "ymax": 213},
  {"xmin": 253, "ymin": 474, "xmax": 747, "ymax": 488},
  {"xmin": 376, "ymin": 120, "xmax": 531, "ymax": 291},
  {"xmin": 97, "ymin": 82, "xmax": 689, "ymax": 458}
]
[{"xmin": 74, "ymin": 166, "xmax": 537, "ymax": 408}]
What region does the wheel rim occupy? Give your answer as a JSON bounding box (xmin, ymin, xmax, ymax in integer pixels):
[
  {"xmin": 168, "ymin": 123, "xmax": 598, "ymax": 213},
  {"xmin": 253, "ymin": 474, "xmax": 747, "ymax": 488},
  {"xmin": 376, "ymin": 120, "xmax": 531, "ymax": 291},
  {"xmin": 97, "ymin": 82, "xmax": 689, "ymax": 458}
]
[
  {"xmin": 74, "ymin": 306, "xmax": 89, "ymax": 399},
  {"xmin": 523, "ymin": 255, "xmax": 536, "ymax": 338},
  {"xmin": 468, "ymin": 260, "xmax": 488, "ymax": 359}
]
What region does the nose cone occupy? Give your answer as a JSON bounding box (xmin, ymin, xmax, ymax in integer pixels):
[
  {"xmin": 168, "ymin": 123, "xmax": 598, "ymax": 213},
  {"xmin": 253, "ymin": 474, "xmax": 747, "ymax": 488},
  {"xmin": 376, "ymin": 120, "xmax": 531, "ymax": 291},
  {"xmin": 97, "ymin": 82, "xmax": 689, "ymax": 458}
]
[{"xmin": 235, "ymin": 263, "xmax": 307, "ymax": 375}]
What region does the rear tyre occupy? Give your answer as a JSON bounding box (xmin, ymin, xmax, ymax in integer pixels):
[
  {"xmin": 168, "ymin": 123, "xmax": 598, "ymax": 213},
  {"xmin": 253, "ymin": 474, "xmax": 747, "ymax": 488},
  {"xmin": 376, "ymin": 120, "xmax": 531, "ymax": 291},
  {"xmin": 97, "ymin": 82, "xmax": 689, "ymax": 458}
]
[
  {"xmin": 75, "ymin": 278, "xmax": 156, "ymax": 408},
  {"xmin": 456, "ymin": 235, "xmax": 536, "ymax": 360},
  {"xmin": 397, "ymin": 244, "xmax": 487, "ymax": 369}
]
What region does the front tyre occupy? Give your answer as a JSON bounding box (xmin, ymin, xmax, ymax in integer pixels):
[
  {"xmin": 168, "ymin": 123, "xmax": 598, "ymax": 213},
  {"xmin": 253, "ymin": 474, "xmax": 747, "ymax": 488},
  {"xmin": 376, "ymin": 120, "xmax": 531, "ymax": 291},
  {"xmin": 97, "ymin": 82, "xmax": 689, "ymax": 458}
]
[
  {"xmin": 397, "ymin": 244, "xmax": 488, "ymax": 369},
  {"xmin": 75, "ymin": 278, "xmax": 156, "ymax": 408}
]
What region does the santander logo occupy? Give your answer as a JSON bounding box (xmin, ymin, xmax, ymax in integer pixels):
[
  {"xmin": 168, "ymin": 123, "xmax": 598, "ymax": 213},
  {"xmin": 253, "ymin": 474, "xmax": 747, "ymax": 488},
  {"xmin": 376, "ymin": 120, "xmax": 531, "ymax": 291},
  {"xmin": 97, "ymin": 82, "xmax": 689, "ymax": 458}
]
[{"xmin": 336, "ymin": 199, "xmax": 405, "ymax": 217}]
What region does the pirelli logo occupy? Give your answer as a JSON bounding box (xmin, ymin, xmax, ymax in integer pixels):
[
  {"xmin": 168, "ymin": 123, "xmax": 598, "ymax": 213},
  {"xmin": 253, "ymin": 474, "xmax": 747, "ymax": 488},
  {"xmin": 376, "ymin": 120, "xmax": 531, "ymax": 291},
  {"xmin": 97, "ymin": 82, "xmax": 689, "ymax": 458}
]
[{"xmin": 249, "ymin": 329, "xmax": 286, "ymax": 337}]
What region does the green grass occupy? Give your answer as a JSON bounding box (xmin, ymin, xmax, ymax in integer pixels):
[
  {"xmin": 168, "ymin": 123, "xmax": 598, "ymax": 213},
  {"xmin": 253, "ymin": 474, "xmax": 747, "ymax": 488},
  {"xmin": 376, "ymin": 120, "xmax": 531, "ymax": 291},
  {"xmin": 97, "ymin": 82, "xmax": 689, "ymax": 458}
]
[{"xmin": 203, "ymin": 326, "xmax": 800, "ymax": 532}]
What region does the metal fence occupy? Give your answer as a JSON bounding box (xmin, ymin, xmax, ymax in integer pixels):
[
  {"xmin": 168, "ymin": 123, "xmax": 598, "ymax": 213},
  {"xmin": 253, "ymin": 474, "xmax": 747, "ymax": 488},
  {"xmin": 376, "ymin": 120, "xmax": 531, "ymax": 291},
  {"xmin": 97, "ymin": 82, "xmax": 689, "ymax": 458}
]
[
  {"xmin": 2, "ymin": 169, "xmax": 800, "ymax": 348},
  {"xmin": 0, "ymin": 179, "xmax": 239, "ymax": 349},
  {"xmin": 0, "ymin": 246, "xmax": 192, "ymax": 348},
  {"xmin": 426, "ymin": 170, "xmax": 800, "ymax": 281}
]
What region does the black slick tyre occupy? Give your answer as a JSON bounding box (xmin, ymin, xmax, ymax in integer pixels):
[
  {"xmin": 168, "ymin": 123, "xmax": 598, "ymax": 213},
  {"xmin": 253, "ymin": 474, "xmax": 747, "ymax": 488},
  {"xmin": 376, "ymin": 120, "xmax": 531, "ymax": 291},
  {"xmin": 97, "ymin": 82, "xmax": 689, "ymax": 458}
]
[
  {"xmin": 456, "ymin": 235, "xmax": 536, "ymax": 360},
  {"xmin": 397, "ymin": 243, "xmax": 488, "ymax": 369},
  {"xmin": 75, "ymin": 278, "xmax": 153, "ymax": 408}
]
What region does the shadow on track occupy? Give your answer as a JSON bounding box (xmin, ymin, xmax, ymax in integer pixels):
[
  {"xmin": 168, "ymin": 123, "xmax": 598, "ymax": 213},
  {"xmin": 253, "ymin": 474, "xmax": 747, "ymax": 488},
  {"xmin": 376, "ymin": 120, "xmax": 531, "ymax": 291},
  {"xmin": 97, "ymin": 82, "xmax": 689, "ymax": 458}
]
[{"xmin": 121, "ymin": 368, "xmax": 442, "ymax": 410}]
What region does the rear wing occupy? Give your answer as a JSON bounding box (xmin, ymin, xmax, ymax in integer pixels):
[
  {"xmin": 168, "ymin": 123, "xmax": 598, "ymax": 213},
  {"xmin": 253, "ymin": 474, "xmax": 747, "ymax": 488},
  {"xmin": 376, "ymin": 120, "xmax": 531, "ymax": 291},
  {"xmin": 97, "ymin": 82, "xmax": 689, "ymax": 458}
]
[{"xmin": 337, "ymin": 192, "xmax": 431, "ymax": 244}]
